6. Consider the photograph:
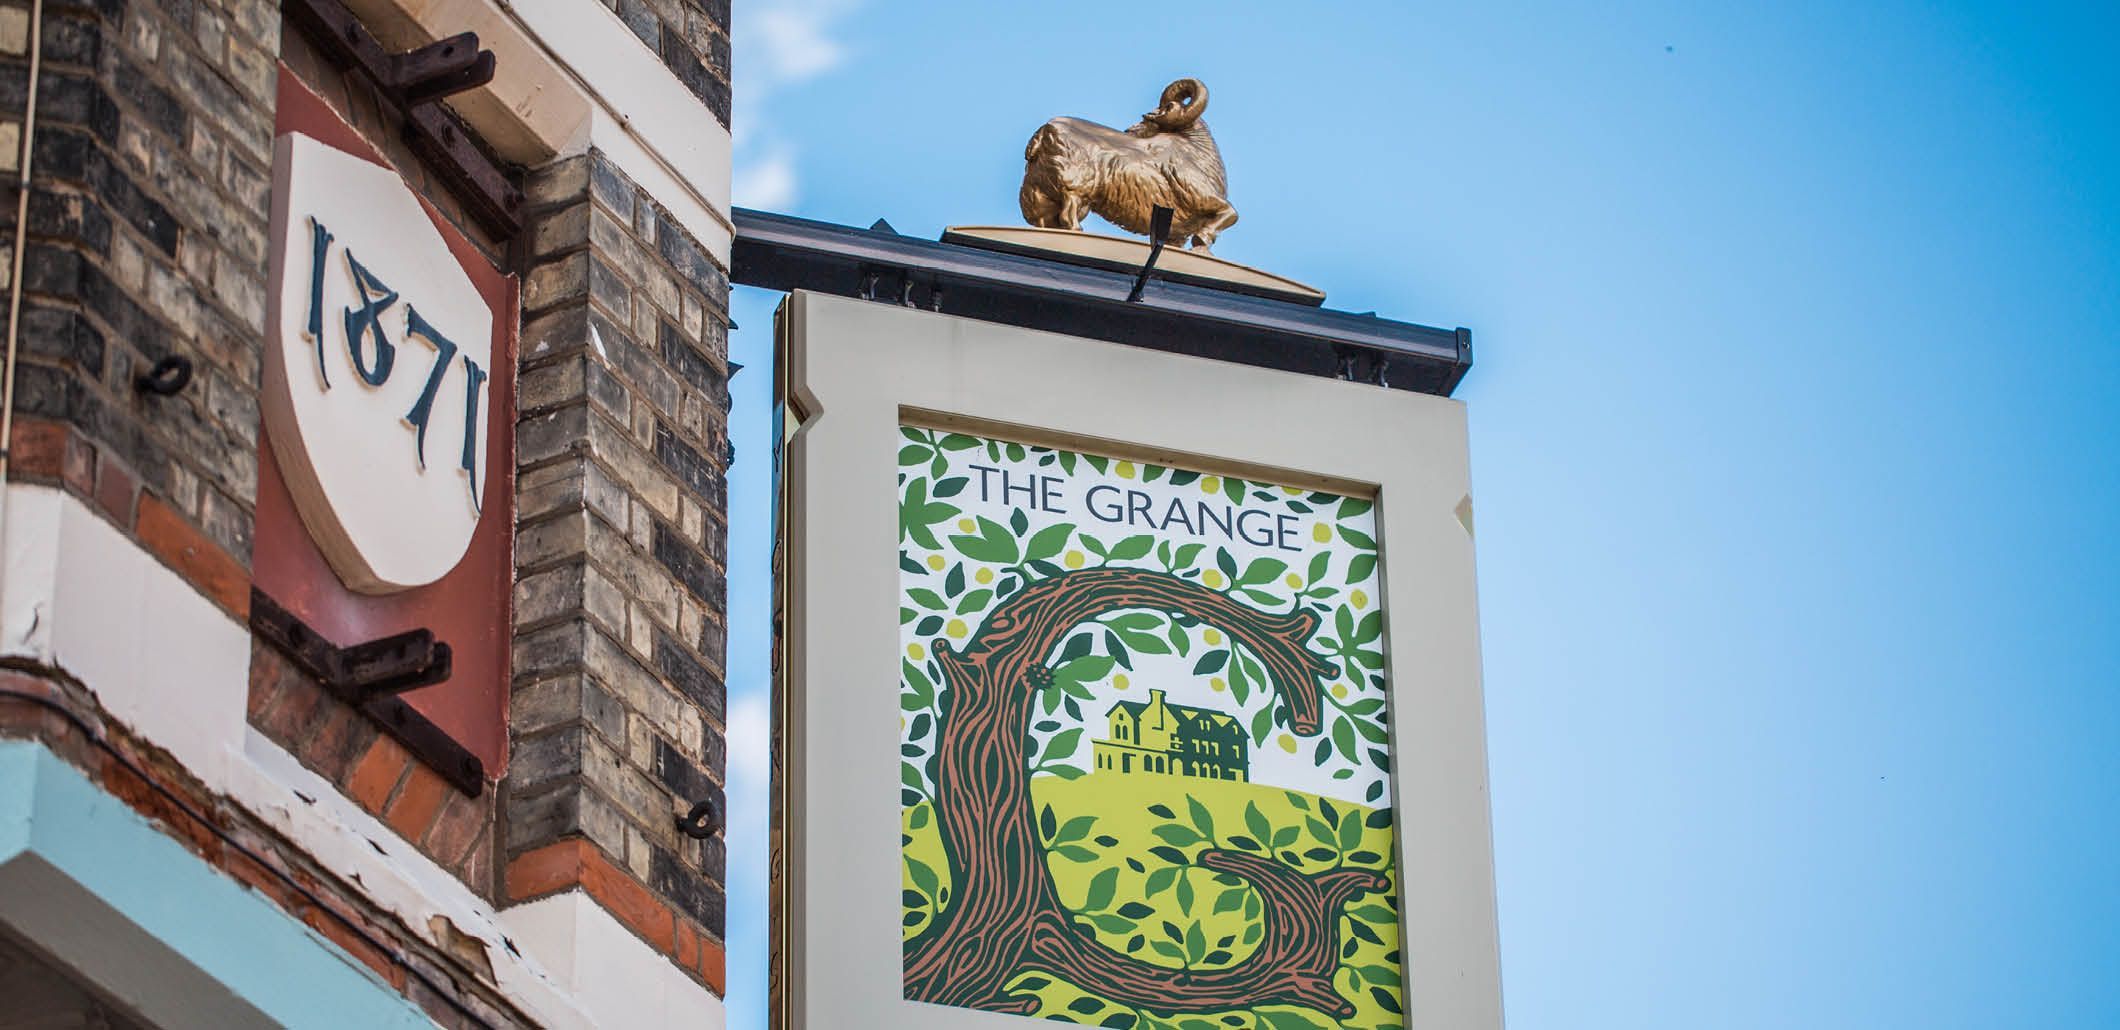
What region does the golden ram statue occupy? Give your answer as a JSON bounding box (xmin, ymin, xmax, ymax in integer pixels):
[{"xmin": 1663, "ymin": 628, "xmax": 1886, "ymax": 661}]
[{"xmin": 1019, "ymin": 78, "xmax": 1238, "ymax": 253}]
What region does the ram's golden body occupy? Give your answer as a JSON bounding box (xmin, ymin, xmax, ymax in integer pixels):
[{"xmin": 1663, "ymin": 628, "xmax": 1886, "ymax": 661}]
[{"xmin": 1019, "ymin": 79, "xmax": 1238, "ymax": 253}]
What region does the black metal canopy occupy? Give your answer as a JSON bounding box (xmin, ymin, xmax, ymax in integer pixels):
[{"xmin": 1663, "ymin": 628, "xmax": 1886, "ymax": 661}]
[{"xmin": 729, "ymin": 209, "xmax": 1472, "ymax": 397}]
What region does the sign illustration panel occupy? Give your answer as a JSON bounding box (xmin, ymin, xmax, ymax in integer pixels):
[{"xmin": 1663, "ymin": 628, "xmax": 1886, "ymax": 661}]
[{"xmin": 896, "ymin": 426, "xmax": 1405, "ymax": 1030}]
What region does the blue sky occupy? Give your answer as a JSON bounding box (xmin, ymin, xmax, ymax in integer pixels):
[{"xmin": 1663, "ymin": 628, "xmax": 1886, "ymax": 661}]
[{"xmin": 715, "ymin": 2, "xmax": 2120, "ymax": 1026}]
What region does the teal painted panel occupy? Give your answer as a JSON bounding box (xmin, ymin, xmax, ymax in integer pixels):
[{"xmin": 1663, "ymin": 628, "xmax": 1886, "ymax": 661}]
[{"xmin": 0, "ymin": 740, "xmax": 435, "ymax": 1029}]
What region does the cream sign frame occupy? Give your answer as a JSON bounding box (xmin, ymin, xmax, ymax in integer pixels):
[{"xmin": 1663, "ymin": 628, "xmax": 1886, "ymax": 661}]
[{"xmin": 777, "ymin": 291, "xmax": 1502, "ymax": 1029}]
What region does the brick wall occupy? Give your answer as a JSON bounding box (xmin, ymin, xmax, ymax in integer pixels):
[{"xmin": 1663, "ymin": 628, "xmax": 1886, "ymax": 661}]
[
  {"xmin": 508, "ymin": 147, "xmax": 733, "ymax": 993},
  {"xmin": 601, "ymin": 0, "xmax": 730, "ymax": 125},
  {"xmin": 5, "ymin": 0, "xmax": 740, "ymax": 1011},
  {"xmin": 1, "ymin": 0, "xmax": 277, "ymax": 611}
]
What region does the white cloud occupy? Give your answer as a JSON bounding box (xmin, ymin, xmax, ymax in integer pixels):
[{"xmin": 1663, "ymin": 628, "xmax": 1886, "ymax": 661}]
[
  {"xmin": 747, "ymin": 7, "xmax": 847, "ymax": 85},
  {"xmin": 722, "ymin": 688, "xmax": 772, "ymax": 1028},
  {"xmin": 730, "ymin": 0, "xmax": 862, "ymax": 210},
  {"xmin": 726, "ymin": 691, "xmax": 771, "ymax": 788},
  {"xmin": 733, "ymin": 146, "xmax": 800, "ymax": 210}
]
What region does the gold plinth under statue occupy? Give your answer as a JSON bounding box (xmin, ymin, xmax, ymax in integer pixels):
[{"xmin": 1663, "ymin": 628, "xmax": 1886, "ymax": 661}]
[{"xmin": 943, "ymin": 225, "xmax": 1325, "ymax": 306}]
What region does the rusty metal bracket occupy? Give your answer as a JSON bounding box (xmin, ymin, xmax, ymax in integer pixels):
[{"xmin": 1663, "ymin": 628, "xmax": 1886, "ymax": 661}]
[
  {"xmin": 387, "ymin": 32, "xmax": 496, "ymax": 107},
  {"xmin": 251, "ymin": 588, "xmax": 485, "ymax": 796},
  {"xmin": 284, "ymin": 0, "xmax": 523, "ymax": 239}
]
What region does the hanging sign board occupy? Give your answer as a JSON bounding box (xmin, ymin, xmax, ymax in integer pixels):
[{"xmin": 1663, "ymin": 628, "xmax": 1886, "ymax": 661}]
[
  {"xmin": 776, "ymin": 291, "xmax": 1501, "ymax": 1030},
  {"xmin": 262, "ymin": 131, "xmax": 496, "ymax": 594}
]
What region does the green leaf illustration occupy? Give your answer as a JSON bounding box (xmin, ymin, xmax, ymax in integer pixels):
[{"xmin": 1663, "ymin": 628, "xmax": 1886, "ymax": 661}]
[
  {"xmin": 1186, "ymin": 795, "xmax": 1215, "ymax": 840},
  {"xmin": 1055, "ymin": 655, "xmax": 1116, "ymax": 685},
  {"xmin": 1347, "ymin": 553, "xmax": 1377, "ymax": 583},
  {"xmin": 1238, "ymin": 557, "xmax": 1287, "ymax": 587},
  {"xmin": 1045, "ymin": 729, "xmax": 1084, "ymax": 763},
  {"xmin": 1025, "ymin": 522, "xmax": 1075, "ymax": 563},
  {"xmin": 948, "ymin": 516, "xmax": 1020, "ymax": 564},
  {"xmin": 1108, "ymin": 534, "xmax": 1155, "ymax": 561},
  {"xmin": 905, "ymin": 855, "xmax": 939, "ymax": 896},
  {"xmin": 1084, "ymin": 867, "xmax": 1119, "ymax": 911}
]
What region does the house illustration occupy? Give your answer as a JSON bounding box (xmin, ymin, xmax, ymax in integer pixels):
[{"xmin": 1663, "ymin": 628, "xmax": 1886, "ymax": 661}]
[{"xmin": 1091, "ymin": 689, "xmax": 1249, "ymax": 781}]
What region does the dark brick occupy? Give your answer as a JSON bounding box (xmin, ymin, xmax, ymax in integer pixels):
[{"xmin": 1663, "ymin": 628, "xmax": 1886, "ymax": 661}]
[
  {"xmin": 18, "ymin": 71, "xmax": 101, "ymax": 137},
  {"xmin": 658, "ymin": 36, "xmax": 712, "ymax": 106},
  {"xmin": 649, "ymin": 843, "xmax": 724, "ymax": 935},
  {"xmin": 77, "ymin": 260, "xmax": 175, "ymax": 355},
  {"xmin": 651, "ymin": 735, "xmax": 717, "ymax": 799},
  {"xmin": 652, "ymin": 424, "xmax": 723, "ymax": 509},
  {"xmin": 42, "ymin": 13, "xmax": 104, "ymax": 67},
  {"xmin": 615, "ymin": 0, "xmax": 659, "ymax": 50},
  {"xmin": 160, "ymin": 0, "xmax": 199, "ymax": 35},
  {"xmin": 10, "ymin": 360, "xmax": 80, "ymax": 425},
  {"xmin": 520, "ymin": 305, "xmax": 592, "ymax": 368},
  {"xmin": 18, "ymin": 304, "xmax": 106, "ymax": 377},
  {"xmin": 586, "ymin": 254, "xmax": 630, "ymax": 321},
  {"xmin": 657, "ymin": 319, "xmax": 726, "ymax": 400},
  {"xmin": 652, "ymin": 210, "xmax": 728, "ymax": 300},
  {"xmin": 86, "ymin": 149, "xmax": 180, "ymax": 255},
  {"xmin": 698, "ymin": 834, "xmax": 725, "ymax": 886},
  {"xmin": 586, "ymin": 156, "xmax": 632, "ymax": 222},
  {"xmin": 652, "ymin": 629, "xmax": 723, "ymax": 722},
  {"xmin": 504, "ymin": 784, "xmax": 583, "ymax": 851},
  {"xmin": 705, "ymin": 26, "xmax": 730, "ymax": 81},
  {"xmin": 586, "ymin": 357, "xmax": 631, "ymax": 417},
  {"xmin": 165, "ymin": 45, "xmax": 254, "ymax": 143},
  {"xmin": 30, "ymin": 125, "xmax": 93, "ymax": 182},
  {"xmin": 650, "ymin": 520, "xmax": 724, "ymax": 613},
  {"xmin": 125, "ymin": 77, "xmax": 193, "ymax": 144},
  {"xmin": 28, "ymin": 187, "xmax": 113, "ymax": 252},
  {"xmin": 694, "ymin": 610, "xmax": 725, "ymax": 674},
  {"xmin": 513, "ymin": 726, "xmax": 586, "ymax": 791},
  {"xmin": 22, "ymin": 242, "xmax": 85, "ymax": 299},
  {"xmin": 587, "ymin": 309, "xmax": 679, "ymax": 414}
]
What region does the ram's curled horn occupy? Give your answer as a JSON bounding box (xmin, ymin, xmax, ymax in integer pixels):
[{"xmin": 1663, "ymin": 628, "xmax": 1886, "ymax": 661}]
[{"xmin": 1150, "ymin": 78, "xmax": 1209, "ymax": 128}]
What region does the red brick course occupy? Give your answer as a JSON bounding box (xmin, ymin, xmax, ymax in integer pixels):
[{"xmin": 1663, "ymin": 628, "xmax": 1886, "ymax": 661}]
[
  {"xmin": 347, "ymin": 734, "xmax": 413, "ymax": 814},
  {"xmin": 136, "ymin": 493, "xmax": 250, "ymax": 620},
  {"xmin": 505, "ymin": 836, "xmax": 726, "ymax": 995},
  {"xmin": 385, "ymin": 764, "xmax": 451, "ymax": 841}
]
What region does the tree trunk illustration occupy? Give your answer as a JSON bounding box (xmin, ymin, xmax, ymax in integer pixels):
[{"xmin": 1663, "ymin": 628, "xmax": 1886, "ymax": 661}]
[{"xmin": 903, "ymin": 567, "xmax": 1389, "ymax": 1019}]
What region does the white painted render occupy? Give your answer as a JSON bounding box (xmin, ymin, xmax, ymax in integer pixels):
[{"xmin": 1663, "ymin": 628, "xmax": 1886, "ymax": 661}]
[{"xmin": 503, "ymin": 890, "xmax": 731, "ymax": 1029}]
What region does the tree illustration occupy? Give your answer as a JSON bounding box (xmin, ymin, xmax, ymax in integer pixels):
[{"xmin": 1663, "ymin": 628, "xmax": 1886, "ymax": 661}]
[
  {"xmin": 895, "ymin": 431, "xmax": 1402, "ymax": 1025},
  {"xmin": 901, "ymin": 565, "xmax": 1387, "ymax": 1019}
]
